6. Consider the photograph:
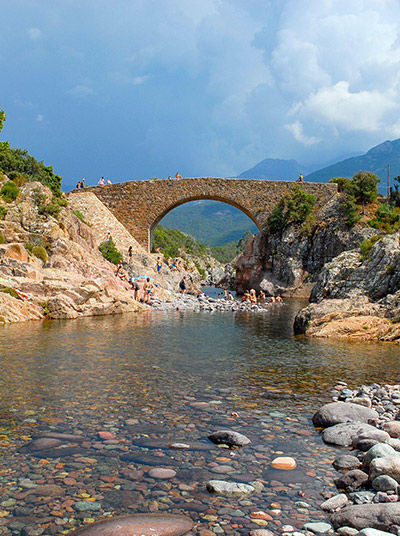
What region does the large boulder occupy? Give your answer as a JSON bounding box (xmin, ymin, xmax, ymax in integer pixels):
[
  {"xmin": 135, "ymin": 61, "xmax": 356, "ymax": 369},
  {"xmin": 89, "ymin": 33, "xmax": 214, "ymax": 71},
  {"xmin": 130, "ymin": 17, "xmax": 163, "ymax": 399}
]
[
  {"xmin": 363, "ymin": 444, "xmax": 398, "ymax": 472},
  {"xmin": 335, "ymin": 470, "xmax": 369, "ymax": 492},
  {"xmin": 369, "ymin": 456, "xmax": 400, "ymax": 483},
  {"xmin": 331, "ymin": 503, "xmax": 400, "ymax": 531},
  {"xmin": 322, "ymin": 422, "xmax": 381, "ymax": 447},
  {"xmin": 313, "ymin": 402, "xmax": 378, "ymax": 428}
]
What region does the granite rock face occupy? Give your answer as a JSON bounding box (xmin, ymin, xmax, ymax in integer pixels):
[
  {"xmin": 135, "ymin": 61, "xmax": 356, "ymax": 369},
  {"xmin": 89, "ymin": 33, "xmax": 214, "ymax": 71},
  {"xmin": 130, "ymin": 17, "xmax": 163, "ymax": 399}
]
[{"xmin": 294, "ymin": 233, "xmax": 400, "ymax": 342}]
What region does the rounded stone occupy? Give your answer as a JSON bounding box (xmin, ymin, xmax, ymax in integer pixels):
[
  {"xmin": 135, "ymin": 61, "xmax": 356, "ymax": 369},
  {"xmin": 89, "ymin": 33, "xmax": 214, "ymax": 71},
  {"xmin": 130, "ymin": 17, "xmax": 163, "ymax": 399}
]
[
  {"xmin": 382, "ymin": 422, "xmax": 400, "ymax": 438},
  {"xmin": 372, "ymin": 475, "xmax": 399, "ymax": 492},
  {"xmin": 270, "ymin": 457, "xmax": 296, "ymax": 470},
  {"xmin": 208, "ymin": 429, "xmax": 251, "ymax": 447},
  {"xmin": 333, "ymin": 455, "xmax": 361, "ymax": 472},
  {"xmin": 74, "ymin": 514, "xmax": 194, "ymax": 536},
  {"xmin": 98, "ymin": 431, "xmax": 116, "ymax": 440},
  {"xmin": 148, "ymin": 468, "xmax": 177, "ymax": 479},
  {"xmin": 28, "ymin": 438, "xmax": 62, "ymax": 451}
]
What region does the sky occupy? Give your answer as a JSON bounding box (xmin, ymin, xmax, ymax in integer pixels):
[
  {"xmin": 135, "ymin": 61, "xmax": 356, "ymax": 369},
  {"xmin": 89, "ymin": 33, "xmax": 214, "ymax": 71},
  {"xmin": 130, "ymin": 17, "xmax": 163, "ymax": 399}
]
[{"xmin": 2, "ymin": 0, "xmax": 400, "ymax": 191}]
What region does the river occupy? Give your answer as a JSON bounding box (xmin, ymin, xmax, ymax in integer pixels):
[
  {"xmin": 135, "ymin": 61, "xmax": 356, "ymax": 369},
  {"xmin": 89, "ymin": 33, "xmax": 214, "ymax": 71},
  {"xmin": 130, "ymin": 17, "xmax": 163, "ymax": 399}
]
[{"xmin": 0, "ymin": 300, "xmax": 400, "ymax": 535}]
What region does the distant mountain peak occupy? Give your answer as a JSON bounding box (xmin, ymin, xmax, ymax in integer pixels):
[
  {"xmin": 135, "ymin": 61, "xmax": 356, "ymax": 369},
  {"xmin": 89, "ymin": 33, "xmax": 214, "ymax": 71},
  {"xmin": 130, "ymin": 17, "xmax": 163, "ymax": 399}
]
[{"xmin": 238, "ymin": 158, "xmax": 302, "ymax": 180}]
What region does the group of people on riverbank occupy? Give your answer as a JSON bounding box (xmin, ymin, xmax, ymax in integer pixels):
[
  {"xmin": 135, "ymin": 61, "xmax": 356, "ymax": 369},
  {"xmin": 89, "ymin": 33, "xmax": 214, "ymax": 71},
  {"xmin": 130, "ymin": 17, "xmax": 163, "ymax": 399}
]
[{"xmin": 241, "ymin": 288, "xmax": 283, "ymax": 305}]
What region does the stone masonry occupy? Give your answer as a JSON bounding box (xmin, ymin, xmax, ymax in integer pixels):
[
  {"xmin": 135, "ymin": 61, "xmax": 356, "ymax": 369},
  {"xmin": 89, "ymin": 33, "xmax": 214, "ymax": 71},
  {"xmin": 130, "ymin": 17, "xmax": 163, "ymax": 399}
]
[{"xmin": 72, "ymin": 178, "xmax": 338, "ymax": 251}]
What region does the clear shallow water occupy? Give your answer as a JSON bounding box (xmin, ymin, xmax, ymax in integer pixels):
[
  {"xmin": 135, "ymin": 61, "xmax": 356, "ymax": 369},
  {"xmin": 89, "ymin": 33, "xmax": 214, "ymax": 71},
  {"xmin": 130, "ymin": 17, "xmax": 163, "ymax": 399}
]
[{"xmin": 0, "ymin": 301, "xmax": 400, "ymax": 535}]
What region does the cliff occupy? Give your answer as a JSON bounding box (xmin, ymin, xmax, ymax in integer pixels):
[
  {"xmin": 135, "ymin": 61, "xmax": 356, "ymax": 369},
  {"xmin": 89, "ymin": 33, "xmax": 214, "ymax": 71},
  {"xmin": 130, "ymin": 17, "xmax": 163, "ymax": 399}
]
[
  {"xmin": 235, "ymin": 195, "xmax": 374, "ymax": 296},
  {"xmin": 0, "ymin": 177, "xmax": 197, "ymax": 324},
  {"xmin": 294, "ymin": 233, "xmax": 400, "ymax": 341}
]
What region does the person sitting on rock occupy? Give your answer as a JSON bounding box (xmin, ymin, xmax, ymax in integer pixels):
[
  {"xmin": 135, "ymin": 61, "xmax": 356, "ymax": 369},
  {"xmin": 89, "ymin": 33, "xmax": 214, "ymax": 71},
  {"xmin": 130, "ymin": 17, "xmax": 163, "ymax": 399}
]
[
  {"xmin": 296, "ymin": 173, "xmax": 304, "ymax": 183},
  {"xmin": 228, "ymin": 292, "xmax": 234, "ymax": 301},
  {"xmin": 175, "ymin": 171, "xmax": 182, "ymax": 179},
  {"xmin": 98, "ymin": 177, "xmax": 105, "ymax": 186},
  {"xmin": 250, "ymin": 289, "xmax": 257, "ymax": 304},
  {"xmin": 259, "ymin": 291, "xmax": 266, "ymax": 303}
]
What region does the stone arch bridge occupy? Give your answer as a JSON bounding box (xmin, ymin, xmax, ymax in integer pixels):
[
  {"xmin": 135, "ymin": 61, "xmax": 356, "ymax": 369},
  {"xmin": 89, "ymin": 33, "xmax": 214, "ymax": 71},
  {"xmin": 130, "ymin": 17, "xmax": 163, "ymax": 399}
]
[{"xmin": 80, "ymin": 178, "xmax": 337, "ymax": 251}]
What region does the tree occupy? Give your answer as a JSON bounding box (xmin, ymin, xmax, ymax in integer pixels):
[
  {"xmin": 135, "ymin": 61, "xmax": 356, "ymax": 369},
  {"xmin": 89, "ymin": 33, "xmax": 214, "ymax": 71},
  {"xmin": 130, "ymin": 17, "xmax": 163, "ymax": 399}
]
[
  {"xmin": 350, "ymin": 171, "xmax": 379, "ymax": 214},
  {"xmin": 329, "ymin": 176, "xmax": 351, "ymax": 193},
  {"xmin": 0, "ymin": 110, "xmax": 5, "ymax": 133}
]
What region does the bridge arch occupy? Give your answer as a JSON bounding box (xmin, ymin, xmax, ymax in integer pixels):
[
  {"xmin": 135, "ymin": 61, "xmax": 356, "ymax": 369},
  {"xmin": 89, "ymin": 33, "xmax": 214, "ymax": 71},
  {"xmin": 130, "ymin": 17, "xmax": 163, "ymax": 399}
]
[
  {"xmin": 149, "ymin": 195, "xmax": 262, "ymax": 251},
  {"xmin": 72, "ymin": 178, "xmax": 338, "ymax": 251}
]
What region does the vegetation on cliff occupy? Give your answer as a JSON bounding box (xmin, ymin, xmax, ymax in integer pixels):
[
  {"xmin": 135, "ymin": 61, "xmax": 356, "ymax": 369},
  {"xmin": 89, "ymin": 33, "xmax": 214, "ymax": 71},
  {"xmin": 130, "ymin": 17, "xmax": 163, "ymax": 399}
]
[
  {"xmin": 99, "ymin": 238, "xmax": 123, "ymax": 265},
  {"xmin": 0, "ymin": 110, "xmax": 62, "ymax": 196},
  {"xmin": 267, "ymin": 184, "xmax": 316, "ymax": 235}
]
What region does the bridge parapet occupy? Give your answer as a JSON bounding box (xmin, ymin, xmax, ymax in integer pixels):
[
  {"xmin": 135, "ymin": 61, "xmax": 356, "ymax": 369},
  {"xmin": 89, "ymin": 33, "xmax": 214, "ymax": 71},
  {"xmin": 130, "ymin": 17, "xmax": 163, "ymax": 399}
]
[{"xmin": 74, "ymin": 178, "xmax": 337, "ymax": 251}]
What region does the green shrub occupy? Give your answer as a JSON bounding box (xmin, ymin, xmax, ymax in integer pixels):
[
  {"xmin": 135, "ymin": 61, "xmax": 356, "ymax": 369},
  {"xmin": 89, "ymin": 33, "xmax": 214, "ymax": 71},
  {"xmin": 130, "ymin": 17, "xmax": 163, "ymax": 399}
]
[
  {"xmin": 360, "ymin": 236, "xmax": 380, "ymax": 260},
  {"xmin": 0, "ymin": 287, "xmax": 18, "ymax": 298},
  {"xmin": 329, "ymin": 177, "xmax": 352, "ymax": 193},
  {"xmin": 99, "ymin": 238, "xmax": 122, "ymax": 265},
  {"xmin": 32, "ymin": 187, "xmax": 66, "ymax": 219},
  {"xmin": 0, "ymin": 143, "xmax": 62, "ymax": 196},
  {"xmin": 11, "ymin": 174, "xmax": 28, "ymax": 187},
  {"xmin": 341, "ymin": 194, "xmax": 361, "ymax": 227},
  {"xmin": 0, "ymin": 231, "xmax": 4, "ymax": 244},
  {"xmin": 193, "ymin": 260, "xmax": 206, "ymax": 278},
  {"xmin": 72, "ymin": 209, "xmax": 92, "ymax": 226},
  {"xmin": 386, "ymin": 264, "xmax": 395, "ymax": 275},
  {"xmin": 0, "ymin": 206, "xmax": 7, "ymax": 220},
  {"xmin": 32, "ymin": 245, "xmax": 48, "ymax": 263},
  {"xmin": 267, "ymin": 185, "xmax": 316, "ymax": 235},
  {"xmin": 0, "ymin": 180, "xmax": 19, "ymax": 202},
  {"xmin": 369, "ymin": 203, "xmax": 400, "ymax": 233}
]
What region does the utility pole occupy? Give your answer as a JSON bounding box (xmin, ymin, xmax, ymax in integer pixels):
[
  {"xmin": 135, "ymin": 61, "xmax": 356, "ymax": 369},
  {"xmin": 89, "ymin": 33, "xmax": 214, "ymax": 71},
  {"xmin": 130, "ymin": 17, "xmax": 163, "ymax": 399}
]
[{"xmin": 388, "ymin": 164, "xmax": 391, "ymax": 200}]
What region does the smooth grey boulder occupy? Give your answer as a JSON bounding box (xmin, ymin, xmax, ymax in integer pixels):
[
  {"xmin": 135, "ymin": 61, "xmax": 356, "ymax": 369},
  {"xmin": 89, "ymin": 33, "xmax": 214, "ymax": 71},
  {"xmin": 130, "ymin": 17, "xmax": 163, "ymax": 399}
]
[
  {"xmin": 358, "ymin": 529, "xmax": 396, "ymax": 536},
  {"xmin": 320, "ymin": 494, "xmax": 349, "ymax": 512},
  {"xmin": 206, "ymin": 480, "xmax": 255, "ymax": 497},
  {"xmin": 322, "ymin": 422, "xmax": 381, "ymax": 447},
  {"xmin": 369, "ymin": 456, "xmax": 400, "ymax": 483},
  {"xmin": 372, "ymin": 475, "xmax": 399, "ymax": 493},
  {"xmin": 303, "ymin": 522, "xmax": 333, "ymax": 535},
  {"xmin": 331, "ymin": 503, "xmax": 400, "ymax": 531},
  {"xmin": 363, "ymin": 444, "xmax": 398, "ymax": 472},
  {"xmin": 208, "ymin": 430, "xmax": 251, "ymax": 447},
  {"xmin": 313, "ymin": 402, "xmax": 378, "ymax": 428},
  {"xmin": 335, "ymin": 470, "xmax": 369, "ymax": 492},
  {"xmin": 333, "ymin": 454, "xmax": 361, "ymax": 472}
]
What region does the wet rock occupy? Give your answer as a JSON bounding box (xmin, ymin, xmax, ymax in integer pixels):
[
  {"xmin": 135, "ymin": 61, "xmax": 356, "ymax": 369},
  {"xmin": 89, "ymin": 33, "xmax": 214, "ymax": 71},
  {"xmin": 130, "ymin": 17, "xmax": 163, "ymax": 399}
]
[
  {"xmin": 208, "ymin": 430, "xmax": 251, "ymax": 447},
  {"xmin": 322, "ymin": 422, "xmax": 382, "ymax": 447},
  {"xmin": 320, "ymin": 494, "xmax": 349, "ymax": 512},
  {"xmin": 120, "ymin": 453, "xmax": 176, "ymax": 465},
  {"xmin": 206, "ymin": 480, "xmax": 255, "ymax": 497},
  {"xmin": 372, "ymin": 475, "xmax": 399, "ymax": 492},
  {"xmin": 364, "ymin": 444, "xmax": 398, "ymax": 472},
  {"xmin": 36, "ymin": 431, "xmax": 85, "ymax": 442},
  {"xmin": 271, "ymin": 456, "xmax": 296, "ymax": 470},
  {"xmin": 27, "ymin": 438, "xmax": 62, "ymax": 451},
  {"xmin": 73, "ymin": 501, "xmax": 101, "ymax": 512},
  {"xmin": 211, "ymin": 465, "xmax": 234, "ymax": 474},
  {"xmin": 74, "ymin": 514, "xmax": 194, "ymax": 536},
  {"xmin": 169, "ymin": 443, "xmax": 190, "ymax": 449},
  {"xmin": 249, "ymin": 530, "xmax": 274, "ymax": 536},
  {"xmin": 349, "ymin": 491, "xmax": 375, "ymax": 504},
  {"xmin": 29, "ymin": 446, "xmax": 84, "ymax": 458},
  {"xmin": 26, "ymin": 485, "xmax": 65, "ymax": 498},
  {"xmin": 370, "ymin": 456, "xmax": 400, "ymax": 483},
  {"xmin": 98, "ymin": 431, "xmax": 116, "ymax": 440},
  {"xmin": 303, "ymin": 522, "xmax": 333, "ymax": 534},
  {"xmin": 331, "ymin": 503, "xmax": 400, "ymax": 531},
  {"xmin": 312, "ymin": 402, "xmax": 378, "ymax": 428},
  {"xmin": 335, "ymin": 470, "xmax": 369, "ymax": 492},
  {"xmin": 148, "ymin": 468, "xmax": 177, "ymax": 479},
  {"xmin": 349, "ymin": 397, "xmax": 372, "ymax": 408},
  {"xmin": 336, "ymin": 528, "xmax": 358, "ymax": 536},
  {"xmin": 333, "ymin": 455, "xmax": 361, "ymax": 472},
  {"xmin": 103, "ymin": 490, "xmax": 143, "ymax": 508}
]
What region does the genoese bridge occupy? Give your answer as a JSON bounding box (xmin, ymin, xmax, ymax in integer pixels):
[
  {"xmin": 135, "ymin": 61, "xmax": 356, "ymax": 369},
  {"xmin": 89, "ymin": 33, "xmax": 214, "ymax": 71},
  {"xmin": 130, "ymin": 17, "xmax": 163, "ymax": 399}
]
[{"xmin": 81, "ymin": 178, "xmax": 337, "ymax": 251}]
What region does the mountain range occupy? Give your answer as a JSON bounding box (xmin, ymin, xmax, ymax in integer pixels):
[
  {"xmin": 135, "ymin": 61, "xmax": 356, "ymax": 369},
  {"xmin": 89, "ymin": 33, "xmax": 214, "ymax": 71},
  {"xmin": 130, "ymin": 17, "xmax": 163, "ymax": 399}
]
[{"xmin": 161, "ymin": 138, "xmax": 400, "ymax": 246}]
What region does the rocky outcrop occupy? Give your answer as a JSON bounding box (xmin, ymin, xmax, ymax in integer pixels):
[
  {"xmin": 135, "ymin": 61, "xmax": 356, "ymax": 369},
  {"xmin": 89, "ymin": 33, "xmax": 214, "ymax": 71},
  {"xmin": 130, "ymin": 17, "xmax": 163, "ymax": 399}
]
[
  {"xmin": 235, "ymin": 195, "xmax": 374, "ymax": 296},
  {"xmin": 294, "ymin": 233, "xmax": 400, "ymax": 341}
]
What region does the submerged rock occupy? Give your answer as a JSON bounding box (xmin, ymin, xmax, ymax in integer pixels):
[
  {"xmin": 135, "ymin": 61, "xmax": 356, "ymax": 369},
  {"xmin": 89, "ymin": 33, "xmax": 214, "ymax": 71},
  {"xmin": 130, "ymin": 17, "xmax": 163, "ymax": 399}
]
[
  {"xmin": 74, "ymin": 514, "xmax": 194, "ymax": 536},
  {"xmin": 206, "ymin": 480, "xmax": 255, "ymax": 497}
]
